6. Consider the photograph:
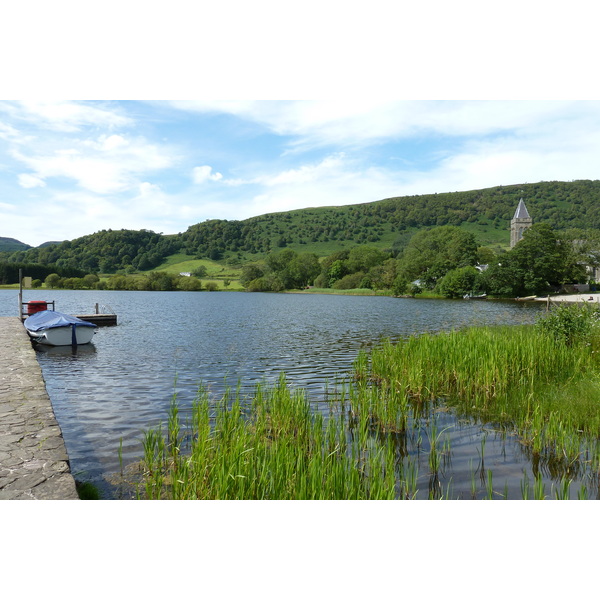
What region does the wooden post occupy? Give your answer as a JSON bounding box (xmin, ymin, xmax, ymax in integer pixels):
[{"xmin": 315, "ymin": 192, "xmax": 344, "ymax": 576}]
[
  {"xmin": 95, "ymin": 303, "xmax": 99, "ymax": 314},
  {"xmin": 18, "ymin": 268, "xmax": 23, "ymax": 320}
]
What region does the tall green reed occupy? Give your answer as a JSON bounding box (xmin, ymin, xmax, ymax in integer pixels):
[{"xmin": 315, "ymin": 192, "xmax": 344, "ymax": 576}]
[{"xmin": 140, "ymin": 375, "xmax": 410, "ymax": 500}]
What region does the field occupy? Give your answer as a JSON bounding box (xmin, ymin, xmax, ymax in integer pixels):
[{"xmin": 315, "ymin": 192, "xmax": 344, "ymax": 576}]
[{"xmin": 147, "ymin": 254, "xmax": 245, "ymax": 290}]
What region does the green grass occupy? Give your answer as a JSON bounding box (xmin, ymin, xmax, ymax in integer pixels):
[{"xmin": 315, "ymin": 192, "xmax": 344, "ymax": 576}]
[
  {"xmin": 461, "ymin": 221, "xmax": 510, "ymax": 250},
  {"xmin": 140, "ymin": 376, "xmax": 404, "ymax": 500},
  {"xmin": 148, "ymin": 254, "xmax": 243, "ymax": 279},
  {"xmin": 75, "ymin": 480, "xmax": 101, "ymax": 500},
  {"xmin": 289, "ymin": 287, "xmax": 392, "ymax": 296},
  {"xmin": 353, "ymin": 314, "xmax": 600, "ymax": 471},
  {"xmin": 137, "ymin": 305, "xmax": 600, "ymax": 500}
]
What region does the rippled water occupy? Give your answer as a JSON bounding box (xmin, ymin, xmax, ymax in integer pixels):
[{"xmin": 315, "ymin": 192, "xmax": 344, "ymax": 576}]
[{"xmin": 0, "ymin": 289, "xmax": 545, "ymax": 498}]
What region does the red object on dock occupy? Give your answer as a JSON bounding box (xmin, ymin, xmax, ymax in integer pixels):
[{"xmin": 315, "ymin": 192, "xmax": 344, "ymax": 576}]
[{"xmin": 27, "ymin": 301, "xmax": 48, "ymax": 315}]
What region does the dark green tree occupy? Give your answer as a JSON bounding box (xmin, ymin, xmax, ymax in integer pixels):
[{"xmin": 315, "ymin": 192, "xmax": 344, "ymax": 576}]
[
  {"xmin": 436, "ymin": 266, "xmax": 480, "ymax": 298},
  {"xmin": 481, "ymin": 224, "xmax": 586, "ymax": 296},
  {"xmin": 396, "ymin": 226, "xmax": 478, "ymax": 288}
]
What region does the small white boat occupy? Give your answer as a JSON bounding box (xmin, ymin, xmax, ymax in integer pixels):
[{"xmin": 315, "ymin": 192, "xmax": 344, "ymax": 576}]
[{"xmin": 24, "ymin": 310, "xmax": 98, "ymax": 346}]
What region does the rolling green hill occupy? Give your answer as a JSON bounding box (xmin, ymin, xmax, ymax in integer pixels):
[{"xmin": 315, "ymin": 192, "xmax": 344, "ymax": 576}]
[
  {"xmin": 3, "ymin": 180, "xmax": 600, "ymax": 274},
  {"xmin": 0, "ymin": 237, "xmax": 31, "ymax": 253}
]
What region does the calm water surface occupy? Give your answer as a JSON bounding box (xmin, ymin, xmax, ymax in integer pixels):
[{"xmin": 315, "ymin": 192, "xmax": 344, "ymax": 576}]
[{"xmin": 1, "ymin": 289, "xmax": 547, "ymax": 498}]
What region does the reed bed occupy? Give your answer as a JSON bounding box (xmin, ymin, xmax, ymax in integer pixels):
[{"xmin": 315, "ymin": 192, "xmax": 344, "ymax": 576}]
[
  {"xmin": 141, "ymin": 375, "xmax": 416, "ymax": 500},
  {"xmin": 138, "ymin": 305, "xmax": 600, "ymax": 500},
  {"xmin": 352, "ymin": 311, "xmax": 600, "ymax": 481}
]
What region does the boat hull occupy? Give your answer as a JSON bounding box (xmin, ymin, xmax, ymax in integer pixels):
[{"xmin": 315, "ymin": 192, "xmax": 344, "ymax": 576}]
[
  {"xmin": 26, "ymin": 323, "xmax": 97, "ymax": 346},
  {"xmin": 24, "ymin": 310, "xmax": 98, "ymax": 346}
]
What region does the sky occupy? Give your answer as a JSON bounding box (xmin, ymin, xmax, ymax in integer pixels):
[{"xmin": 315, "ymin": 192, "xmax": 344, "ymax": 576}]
[{"xmin": 3, "ymin": 99, "xmax": 600, "ymax": 247}]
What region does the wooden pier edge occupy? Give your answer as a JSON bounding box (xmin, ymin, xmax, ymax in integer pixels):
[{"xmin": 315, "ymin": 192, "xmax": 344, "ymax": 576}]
[{"xmin": 74, "ymin": 314, "xmax": 117, "ymax": 326}]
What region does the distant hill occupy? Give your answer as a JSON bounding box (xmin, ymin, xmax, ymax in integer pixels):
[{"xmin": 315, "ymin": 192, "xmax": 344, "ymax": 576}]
[
  {"xmin": 37, "ymin": 241, "xmax": 65, "ymax": 248},
  {"xmin": 0, "ymin": 237, "xmax": 31, "ymax": 252},
  {"xmin": 3, "ymin": 180, "xmax": 600, "ymax": 273},
  {"xmin": 178, "ymin": 179, "xmax": 600, "ymax": 257}
]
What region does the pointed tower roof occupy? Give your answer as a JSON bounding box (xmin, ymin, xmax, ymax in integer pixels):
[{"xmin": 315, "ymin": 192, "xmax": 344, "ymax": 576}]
[{"xmin": 513, "ymin": 198, "xmax": 530, "ymax": 220}]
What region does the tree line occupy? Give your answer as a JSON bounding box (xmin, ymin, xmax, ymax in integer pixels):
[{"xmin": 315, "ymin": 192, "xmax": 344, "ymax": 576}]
[
  {"xmin": 240, "ymin": 223, "xmax": 593, "ymax": 298},
  {"xmin": 7, "ymin": 222, "xmax": 594, "ymax": 298},
  {"xmin": 40, "ymin": 271, "xmax": 223, "ymax": 292},
  {"xmin": 0, "ymin": 261, "xmax": 87, "ymax": 285}
]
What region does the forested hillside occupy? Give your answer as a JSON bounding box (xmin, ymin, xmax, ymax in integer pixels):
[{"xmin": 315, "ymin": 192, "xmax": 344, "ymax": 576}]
[
  {"xmin": 3, "ymin": 180, "xmax": 600, "ymax": 274},
  {"xmin": 1, "ymin": 229, "xmax": 180, "ymax": 274},
  {"xmin": 0, "ymin": 237, "xmax": 31, "ymax": 253}
]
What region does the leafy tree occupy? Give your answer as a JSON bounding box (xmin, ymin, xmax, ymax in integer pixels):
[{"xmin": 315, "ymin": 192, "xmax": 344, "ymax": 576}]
[
  {"xmin": 192, "ymin": 265, "xmax": 208, "ymax": 278},
  {"xmin": 332, "ymin": 272, "xmax": 366, "ymax": 289},
  {"xmin": 396, "ymin": 226, "xmax": 478, "ymax": 288},
  {"xmin": 45, "ymin": 273, "xmax": 61, "ymax": 289},
  {"xmin": 177, "ymin": 277, "xmax": 203, "ymax": 291},
  {"xmin": 286, "ymin": 253, "xmax": 320, "ymax": 288},
  {"xmin": 346, "ymin": 246, "xmax": 387, "ymax": 273},
  {"xmin": 509, "ymin": 224, "xmax": 585, "ymax": 295},
  {"xmin": 481, "ymin": 224, "xmax": 586, "ymax": 296},
  {"xmin": 367, "ymin": 258, "xmax": 398, "ymax": 290},
  {"xmin": 82, "ymin": 274, "xmax": 100, "ymax": 289},
  {"xmin": 240, "ymin": 264, "xmax": 265, "ymax": 288},
  {"xmin": 327, "ymin": 260, "xmax": 348, "ymax": 285},
  {"xmin": 265, "ymin": 249, "xmax": 297, "ymax": 274},
  {"xmin": 476, "ymin": 246, "xmax": 496, "ymax": 265},
  {"xmin": 436, "ymin": 266, "xmax": 480, "ymax": 298}
]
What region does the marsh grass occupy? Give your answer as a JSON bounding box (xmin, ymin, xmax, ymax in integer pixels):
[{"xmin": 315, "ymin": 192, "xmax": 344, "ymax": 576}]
[
  {"xmin": 141, "ymin": 375, "xmax": 413, "ymax": 499},
  {"xmin": 138, "ymin": 304, "xmax": 600, "ymax": 500},
  {"xmin": 353, "ymin": 317, "xmax": 600, "ymax": 479}
]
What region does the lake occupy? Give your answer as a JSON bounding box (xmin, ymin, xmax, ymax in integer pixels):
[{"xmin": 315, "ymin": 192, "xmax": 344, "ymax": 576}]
[{"xmin": 0, "ymin": 289, "xmax": 547, "ymax": 498}]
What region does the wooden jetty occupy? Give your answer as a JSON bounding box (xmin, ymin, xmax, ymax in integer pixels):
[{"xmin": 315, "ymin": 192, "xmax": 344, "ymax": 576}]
[
  {"xmin": 17, "ymin": 269, "xmax": 118, "ymax": 326},
  {"xmin": 73, "ymin": 311, "xmax": 117, "ymax": 326},
  {"xmin": 19, "ymin": 301, "xmax": 117, "ymax": 326}
]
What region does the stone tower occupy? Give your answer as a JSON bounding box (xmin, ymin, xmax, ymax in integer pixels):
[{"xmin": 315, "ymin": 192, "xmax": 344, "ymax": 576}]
[{"xmin": 510, "ymin": 198, "xmax": 532, "ymax": 248}]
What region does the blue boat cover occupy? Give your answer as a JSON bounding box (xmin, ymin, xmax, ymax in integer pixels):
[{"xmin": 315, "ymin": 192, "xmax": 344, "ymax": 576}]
[{"xmin": 24, "ymin": 310, "xmax": 96, "ymax": 331}]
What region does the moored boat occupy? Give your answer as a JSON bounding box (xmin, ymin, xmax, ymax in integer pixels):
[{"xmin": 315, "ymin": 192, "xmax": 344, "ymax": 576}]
[{"xmin": 24, "ymin": 310, "xmax": 98, "ymax": 346}]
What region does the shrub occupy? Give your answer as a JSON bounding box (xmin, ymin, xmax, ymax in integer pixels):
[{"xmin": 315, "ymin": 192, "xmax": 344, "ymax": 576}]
[{"xmin": 536, "ymin": 302, "xmax": 600, "ymax": 346}]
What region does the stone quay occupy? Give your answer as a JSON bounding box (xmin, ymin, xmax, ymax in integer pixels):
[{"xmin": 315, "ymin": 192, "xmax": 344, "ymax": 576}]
[{"xmin": 0, "ymin": 316, "xmax": 79, "ymax": 499}]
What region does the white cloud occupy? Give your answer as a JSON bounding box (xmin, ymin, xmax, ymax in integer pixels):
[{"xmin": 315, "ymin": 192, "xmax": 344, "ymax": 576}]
[
  {"xmin": 0, "ymin": 121, "xmax": 21, "ymax": 141},
  {"xmin": 99, "ymin": 134, "xmax": 128, "ymax": 151},
  {"xmin": 168, "ymin": 100, "xmax": 593, "ymax": 153},
  {"xmin": 18, "ymin": 173, "xmax": 46, "ymax": 188},
  {"xmin": 2, "ymin": 100, "xmax": 132, "ymax": 132},
  {"xmin": 9, "ymin": 133, "xmax": 176, "ymax": 194},
  {"xmin": 192, "ymin": 165, "xmax": 223, "ymax": 184},
  {"xmin": 261, "ymin": 154, "xmax": 346, "ymax": 186}
]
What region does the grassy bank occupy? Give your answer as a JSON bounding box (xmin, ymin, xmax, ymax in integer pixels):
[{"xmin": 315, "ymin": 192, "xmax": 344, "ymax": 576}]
[
  {"xmin": 138, "ymin": 304, "xmax": 600, "ymax": 499},
  {"xmin": 287, "ymin": 287, "xmax": 393, "ymax": 296}
]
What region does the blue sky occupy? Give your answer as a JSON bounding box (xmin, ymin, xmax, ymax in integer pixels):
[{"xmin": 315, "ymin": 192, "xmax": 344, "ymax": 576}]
[
  {"xmin": 0, "ymin": 100, "xmax": 600, "ymax": 245},
  {"xmin": 3, "ymin": 100, "xmax": 600, "ymax": 247}
]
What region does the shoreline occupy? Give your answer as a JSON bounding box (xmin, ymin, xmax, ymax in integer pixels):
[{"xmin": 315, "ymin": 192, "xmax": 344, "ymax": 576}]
[{"xmin": 539, "ymin": 293, "xmax": 600, "ymax": 303}]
